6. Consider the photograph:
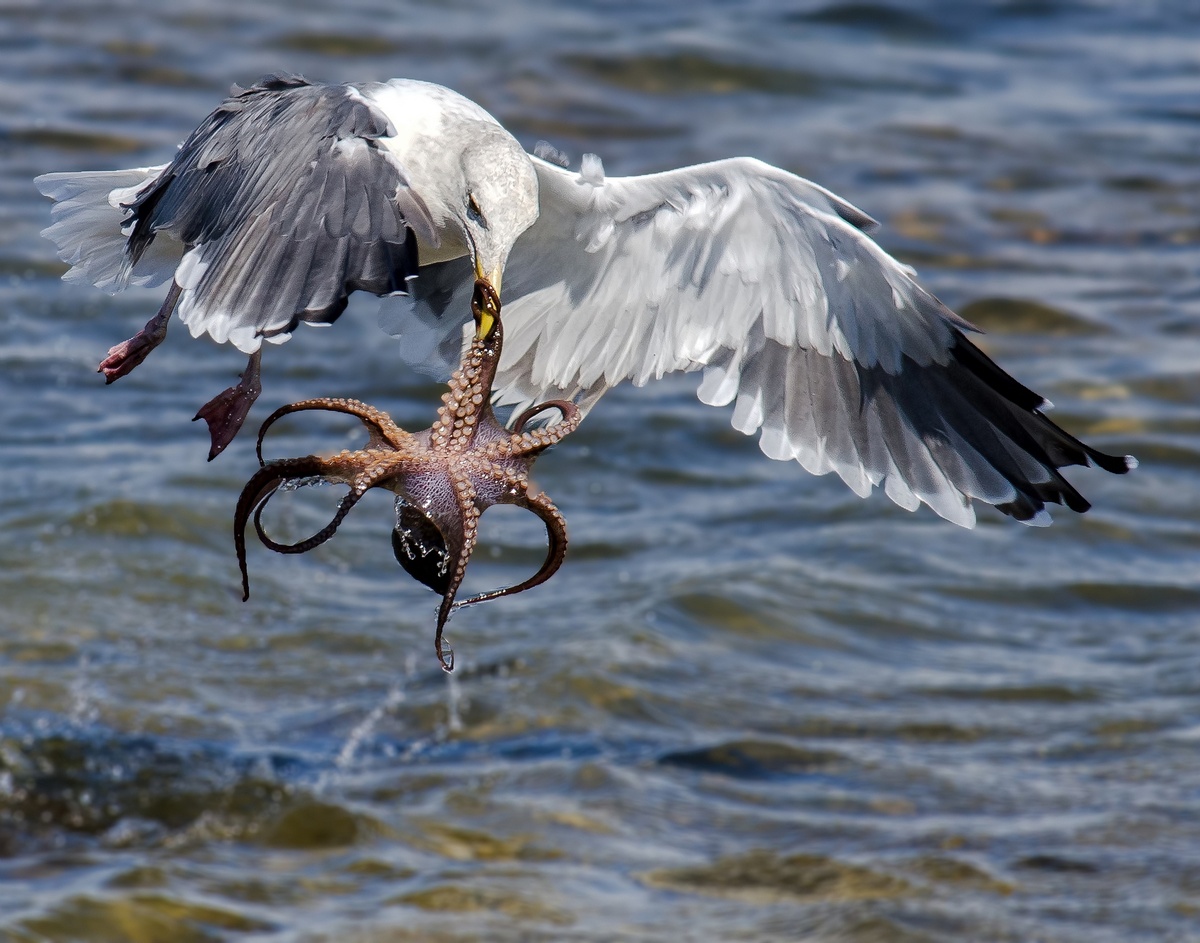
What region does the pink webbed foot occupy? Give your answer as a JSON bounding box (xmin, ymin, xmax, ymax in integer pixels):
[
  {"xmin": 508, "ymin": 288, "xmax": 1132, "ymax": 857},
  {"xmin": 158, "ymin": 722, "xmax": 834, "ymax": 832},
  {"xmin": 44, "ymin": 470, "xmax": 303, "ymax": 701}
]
[
  {"xmin": 194, "ymin": 350, "xmax": 262, "ymax": 461},
  {"xmin": 97, "ymin": 283, "xmax": 180, "ymax": 383}
]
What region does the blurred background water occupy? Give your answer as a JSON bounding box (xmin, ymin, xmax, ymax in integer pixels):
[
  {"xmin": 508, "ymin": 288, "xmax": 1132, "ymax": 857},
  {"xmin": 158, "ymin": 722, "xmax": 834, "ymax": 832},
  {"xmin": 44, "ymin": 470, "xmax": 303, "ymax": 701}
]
[{"xmin": 2, "ymin": 1, "xmax": 1198, "ymax": 940}]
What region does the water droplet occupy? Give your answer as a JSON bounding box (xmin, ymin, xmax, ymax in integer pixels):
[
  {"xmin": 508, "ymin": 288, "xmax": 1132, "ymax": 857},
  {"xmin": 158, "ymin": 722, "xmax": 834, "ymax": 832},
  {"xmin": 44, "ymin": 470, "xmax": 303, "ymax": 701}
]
[{"xmin": 278, "ymin": 476, "xmax": 332, "ymax": 493}]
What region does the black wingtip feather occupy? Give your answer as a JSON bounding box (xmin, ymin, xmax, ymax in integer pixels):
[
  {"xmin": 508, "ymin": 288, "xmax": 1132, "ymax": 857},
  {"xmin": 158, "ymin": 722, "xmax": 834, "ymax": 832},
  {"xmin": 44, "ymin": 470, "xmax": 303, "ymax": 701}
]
[
  {"xmin": 901, "ymin": 330, "xmax": 1132, "ymax": 524},
  {"xmin": 949, "ymin": 331, "xmax": 1045, "ymax": 414},
  {"xmin": 1086, "ymin": 447, "xmax": 1136, "ymax": 476},
  {"xmin": 949, "ymin": 332, "xmax": 1133, "ymax": 477}
]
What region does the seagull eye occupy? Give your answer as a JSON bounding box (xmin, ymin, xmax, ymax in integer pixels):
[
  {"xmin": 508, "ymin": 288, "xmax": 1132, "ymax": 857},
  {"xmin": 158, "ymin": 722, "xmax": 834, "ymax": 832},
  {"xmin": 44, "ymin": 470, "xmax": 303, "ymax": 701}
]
[{"xmin": 467, "ymin": 194, "xmax": 484, "ymax": 225}]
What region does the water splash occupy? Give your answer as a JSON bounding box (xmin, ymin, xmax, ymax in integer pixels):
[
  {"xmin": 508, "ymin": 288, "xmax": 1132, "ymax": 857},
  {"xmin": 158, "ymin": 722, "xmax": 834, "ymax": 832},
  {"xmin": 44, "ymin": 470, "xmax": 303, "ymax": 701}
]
[
  {"xmin": 68, "ymin": 654, "xmax": 99, "ymax": 726},
  {"xmin": 334, "ymin": 682, "xmax": 406, "ymax": 772},
  {"xmin": 444, "ymin": 668, "xmax": 463, "ymax": 734},
  {"xmin": 278, "ymin": 475, "xmax": 332, "ymax": 493}
]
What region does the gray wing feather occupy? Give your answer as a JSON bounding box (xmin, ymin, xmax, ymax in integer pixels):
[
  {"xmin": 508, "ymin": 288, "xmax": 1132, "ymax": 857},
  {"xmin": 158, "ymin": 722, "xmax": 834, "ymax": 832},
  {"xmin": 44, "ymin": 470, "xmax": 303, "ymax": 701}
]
[
  {"xmin": 126, "ymin": 73, "xmax": 426, "ymax": 352},
  {"xmin": 393, "ymin": 154, "xmax": 1130, "ymax": 526}
]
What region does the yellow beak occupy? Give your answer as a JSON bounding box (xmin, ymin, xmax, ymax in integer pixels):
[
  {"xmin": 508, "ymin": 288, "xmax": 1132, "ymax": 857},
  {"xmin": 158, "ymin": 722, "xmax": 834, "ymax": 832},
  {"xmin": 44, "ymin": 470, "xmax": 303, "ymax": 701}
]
[{"xmin": 473, "ymin": 259, "xmax": 503, "ymax": 339}]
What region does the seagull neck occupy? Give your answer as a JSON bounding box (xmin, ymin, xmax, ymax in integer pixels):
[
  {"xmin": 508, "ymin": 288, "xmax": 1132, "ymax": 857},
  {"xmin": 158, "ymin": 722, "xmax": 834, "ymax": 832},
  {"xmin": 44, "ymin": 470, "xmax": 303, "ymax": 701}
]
[{"xmin": 428, "ymin": 321, "xmax": 503, "ymax": 450}]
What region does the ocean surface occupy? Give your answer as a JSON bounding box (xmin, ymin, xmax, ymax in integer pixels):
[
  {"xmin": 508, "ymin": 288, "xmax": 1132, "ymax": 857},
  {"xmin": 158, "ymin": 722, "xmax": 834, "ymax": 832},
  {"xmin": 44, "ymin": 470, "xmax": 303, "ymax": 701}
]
[{"xmin": 2, "ymin": 2, "xmax": 1198, "ymax": 940}]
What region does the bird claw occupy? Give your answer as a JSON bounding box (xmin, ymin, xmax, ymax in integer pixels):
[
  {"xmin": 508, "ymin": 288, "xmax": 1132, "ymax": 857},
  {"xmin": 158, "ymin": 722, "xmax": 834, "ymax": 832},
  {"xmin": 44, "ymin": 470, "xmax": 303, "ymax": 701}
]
[
  {"xmin": 98, "ymin": 315, "xmax": 168, "ymax": 383},
  {"xmin": 194, "ymin": 350, "xmax": 262, "ymax": 461},
  {"xmin": 98, "ymin": 282, "xmax": 181, "ymax": 383},
  {"xmin": 98, "ymin": 330, "xmax": 162, "ymax": 383}
]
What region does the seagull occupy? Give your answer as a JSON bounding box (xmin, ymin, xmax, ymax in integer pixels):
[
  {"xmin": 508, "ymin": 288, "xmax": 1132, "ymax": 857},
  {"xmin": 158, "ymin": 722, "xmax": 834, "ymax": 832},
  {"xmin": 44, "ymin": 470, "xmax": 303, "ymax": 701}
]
[{"xmin": 35, "ymin": 72, "xmax": 1134, "ymax": 527}]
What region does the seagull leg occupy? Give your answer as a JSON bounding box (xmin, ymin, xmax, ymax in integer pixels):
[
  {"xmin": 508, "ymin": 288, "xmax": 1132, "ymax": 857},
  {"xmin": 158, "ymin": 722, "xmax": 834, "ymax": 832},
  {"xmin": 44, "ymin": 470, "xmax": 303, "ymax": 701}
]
[
  {"xmin": 97, "ymin": 282, "xmax": 181, "ymax": 383},
  {"xmin": 194, "ymin": 349, "xmax": 262, "ymax": 461}
]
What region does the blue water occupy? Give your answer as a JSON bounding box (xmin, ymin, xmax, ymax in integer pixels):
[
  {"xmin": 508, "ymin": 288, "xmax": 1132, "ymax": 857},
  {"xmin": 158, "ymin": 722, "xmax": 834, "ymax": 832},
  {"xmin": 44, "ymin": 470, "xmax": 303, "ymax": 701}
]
[{"xmin": 2, "ymin": 2, "xmax": 1199, "ymax": 940}]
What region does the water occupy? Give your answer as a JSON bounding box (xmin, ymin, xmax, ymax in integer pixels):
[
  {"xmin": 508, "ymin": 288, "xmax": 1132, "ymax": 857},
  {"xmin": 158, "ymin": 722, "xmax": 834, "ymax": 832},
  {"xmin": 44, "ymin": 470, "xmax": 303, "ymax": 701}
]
[{"xmin": 2, "ymin": 1, "xmax": 1198, "ymax": 940}]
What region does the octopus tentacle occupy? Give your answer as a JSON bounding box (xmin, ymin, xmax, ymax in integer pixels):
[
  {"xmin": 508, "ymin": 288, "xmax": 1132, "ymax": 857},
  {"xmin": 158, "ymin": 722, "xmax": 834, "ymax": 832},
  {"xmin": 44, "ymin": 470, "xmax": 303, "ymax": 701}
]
[
  {"xmin": 512, "ymin": 399, "xmax": 580, "ymax": 435},
  {"xmin": 252, "ymin": 483, "xmax": 368, "ymax": 557},
  {"xmin": 432, "ymin": 481, "xmax": 481, "ymax": 672},
  {"xmin": 456, "ymin": 486, "xmax": 569, "ymax": 611},
  {"xmin": 430, "ymin": 285, "xmax": 505, "ymax": 451},
  {"xmin": 255, "ymin": 397, "xmax": 413, "ymax": 464},
  {"xmin": 235, "ymin": 456, "xmax": 340, "ymax": 600}
]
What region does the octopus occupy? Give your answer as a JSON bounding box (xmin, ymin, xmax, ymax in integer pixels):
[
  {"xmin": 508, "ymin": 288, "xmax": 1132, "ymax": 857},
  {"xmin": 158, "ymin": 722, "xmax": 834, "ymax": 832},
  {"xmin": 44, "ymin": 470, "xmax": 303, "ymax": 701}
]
[{"xmin": 234, "ymin": 280, "xmax": 580, "ymax": 671}]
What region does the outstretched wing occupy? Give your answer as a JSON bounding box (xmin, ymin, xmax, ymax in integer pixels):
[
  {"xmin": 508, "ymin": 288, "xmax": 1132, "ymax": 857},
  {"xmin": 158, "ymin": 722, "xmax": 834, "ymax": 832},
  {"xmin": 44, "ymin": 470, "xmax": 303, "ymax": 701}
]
[
  {"xmin": 396, "ymin": 155, "xmax": 1131, "ymax": 527},
  {"xmin": 39, "ymin": 73, "xmax": 434, "ymax": 353}
]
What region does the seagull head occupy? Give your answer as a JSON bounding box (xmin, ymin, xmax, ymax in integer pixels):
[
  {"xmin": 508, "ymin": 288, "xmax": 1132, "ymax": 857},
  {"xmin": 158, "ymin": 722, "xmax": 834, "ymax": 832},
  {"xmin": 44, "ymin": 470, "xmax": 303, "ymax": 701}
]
[{"xmin": 455, "ymin": 128, "xmax": 539, "ymax": 336}]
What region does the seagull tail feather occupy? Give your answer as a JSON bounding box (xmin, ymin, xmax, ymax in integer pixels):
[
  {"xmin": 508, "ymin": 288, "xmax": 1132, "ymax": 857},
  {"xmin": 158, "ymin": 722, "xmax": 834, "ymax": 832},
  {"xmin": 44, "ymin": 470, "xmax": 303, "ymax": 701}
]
[{"xmin": 35, "ymin": 166, "xmax": 175, "ymax": 292}]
